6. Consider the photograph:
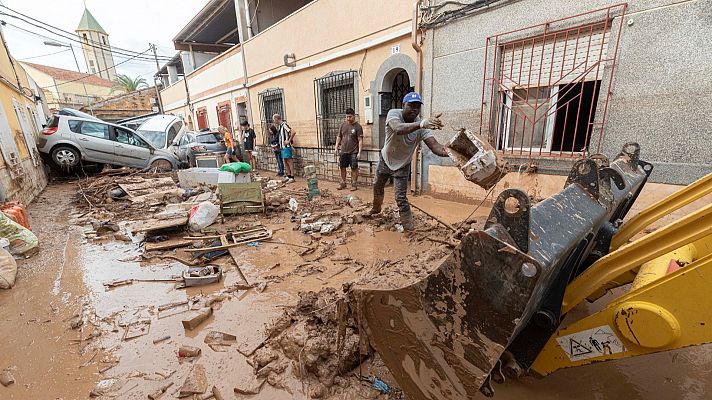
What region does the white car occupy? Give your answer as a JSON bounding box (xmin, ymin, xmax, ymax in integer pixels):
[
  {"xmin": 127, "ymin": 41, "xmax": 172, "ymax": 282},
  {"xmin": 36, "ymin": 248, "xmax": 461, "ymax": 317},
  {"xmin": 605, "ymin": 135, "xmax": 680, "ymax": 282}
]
[{"xmin": 135, "ymin": 115, "xmax": 187, "ymax": 151}]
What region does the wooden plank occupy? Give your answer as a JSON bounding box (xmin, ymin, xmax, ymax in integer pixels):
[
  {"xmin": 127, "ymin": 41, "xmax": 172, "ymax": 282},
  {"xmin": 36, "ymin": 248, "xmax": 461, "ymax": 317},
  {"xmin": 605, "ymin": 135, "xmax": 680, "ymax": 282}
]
[
  {"xmin": 145, "ymin": 239, "xmax": 193, "ymax": 252},
  {"xmin": 184, "ymin": 232, "xmax": 271, "ymax": 252},
  {"xmin": 132, "ymin": 217, "xmax": 188, "ymax": 233}
]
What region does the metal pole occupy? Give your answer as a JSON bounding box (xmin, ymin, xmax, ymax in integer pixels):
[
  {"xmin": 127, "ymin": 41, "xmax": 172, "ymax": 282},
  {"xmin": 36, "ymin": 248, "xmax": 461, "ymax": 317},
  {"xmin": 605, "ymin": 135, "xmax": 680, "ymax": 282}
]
[
  {"xmin": 68, "ymin": 43, "xmax": 94, "ymax": 116},
  {"xmin": 150, "ymin": 43, "xmax": 164, "ymax": 114}
]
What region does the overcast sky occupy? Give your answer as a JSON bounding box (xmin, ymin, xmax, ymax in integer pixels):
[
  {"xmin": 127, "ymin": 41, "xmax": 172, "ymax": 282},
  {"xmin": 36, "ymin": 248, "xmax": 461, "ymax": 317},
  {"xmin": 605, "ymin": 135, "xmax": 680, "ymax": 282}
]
[{"xmin": 0, "ymin": 0, "xmax": 207, "ymax": 84}]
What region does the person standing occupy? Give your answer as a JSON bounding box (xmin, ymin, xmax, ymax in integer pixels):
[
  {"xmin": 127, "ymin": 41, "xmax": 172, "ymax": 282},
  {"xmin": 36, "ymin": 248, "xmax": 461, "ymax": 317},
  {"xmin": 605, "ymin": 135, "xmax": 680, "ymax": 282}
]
[
  {"xmin": 273, "ymin": 114, "xmax": 296, "ymax": 183},
  {"xmin": 367, "ymin": 92, "xmax": 449, "ymax": 231},
  {"xmin": 220, "ymin": 126, "xmax": 237, "ymax": 163},
  {"xmin": 241, "ymin": 121, "xmax": 257, "ymax": 170},
  {"xmin": 269, "ymin": 125, "xmax": 284, "ymax": 177},
  {"xmin": 335, "ymin": 108, "xmax": 363, "ymax": 191}
]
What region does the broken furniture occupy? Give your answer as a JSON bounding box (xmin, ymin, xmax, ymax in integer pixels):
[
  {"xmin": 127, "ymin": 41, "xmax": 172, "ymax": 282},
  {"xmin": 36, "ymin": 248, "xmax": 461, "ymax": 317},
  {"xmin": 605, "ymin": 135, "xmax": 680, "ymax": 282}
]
[
  {"xmin": 445, "ymin": 128, "xmax": 509, "ymax": 190},
  {"xmin": 182, "ymin": 265, "xmax": 223, "ymax": 287},
  {"xmin": 217, "ymin": 182, "xmax": 266, "ymax": 221},
  {"xmin": 184, "ymin": 226, "xmax": 272, "ymax": 252},
  {"xmin": 195, "ymin": 153, "xmax": 225, "ymax": 168}
]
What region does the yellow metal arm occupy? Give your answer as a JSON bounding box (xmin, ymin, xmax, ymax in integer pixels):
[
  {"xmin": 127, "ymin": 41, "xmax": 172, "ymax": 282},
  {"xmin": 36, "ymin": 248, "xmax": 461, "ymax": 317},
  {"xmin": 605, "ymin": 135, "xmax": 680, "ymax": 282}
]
[
  {"xmin": 611, "ymin": 172, "xmax": 712, "ymax": 250},
  {"xmin": 562, "ymin": 202, "xmax": 712, "ymax": 315},
  {"xmin": 532, "ymin": 250, "xmax": 712, "ymax": 376}
]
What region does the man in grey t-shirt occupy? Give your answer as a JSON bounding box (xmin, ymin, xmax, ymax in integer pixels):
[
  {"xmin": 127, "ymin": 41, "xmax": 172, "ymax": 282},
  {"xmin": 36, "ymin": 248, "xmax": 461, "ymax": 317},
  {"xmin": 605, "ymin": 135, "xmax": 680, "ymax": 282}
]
[{"xmin": 367, "ymin": 92, "xmax": 449, "ymax": 231}]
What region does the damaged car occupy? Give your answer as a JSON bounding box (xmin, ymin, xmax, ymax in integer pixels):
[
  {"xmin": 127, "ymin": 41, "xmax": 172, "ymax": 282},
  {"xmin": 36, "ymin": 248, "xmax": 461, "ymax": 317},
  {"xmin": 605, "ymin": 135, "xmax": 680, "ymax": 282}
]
[{"xmin": 39, "ymin": 113, "xmax": 179, "ymax": 171}]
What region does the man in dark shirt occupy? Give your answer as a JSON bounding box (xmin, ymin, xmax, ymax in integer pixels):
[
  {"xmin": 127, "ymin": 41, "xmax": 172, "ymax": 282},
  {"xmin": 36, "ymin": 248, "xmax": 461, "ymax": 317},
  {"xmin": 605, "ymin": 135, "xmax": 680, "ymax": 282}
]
[
  {"xmin": 240, "ymin": 121, "xmax": 257, "ymax": 170},
  {"xmin": 335, "ymin": 108, "xmax": 363, "ymax": 191},
  {"xmin": 268, "ymin": 125, "xmax": 284, "ymax": 177}
]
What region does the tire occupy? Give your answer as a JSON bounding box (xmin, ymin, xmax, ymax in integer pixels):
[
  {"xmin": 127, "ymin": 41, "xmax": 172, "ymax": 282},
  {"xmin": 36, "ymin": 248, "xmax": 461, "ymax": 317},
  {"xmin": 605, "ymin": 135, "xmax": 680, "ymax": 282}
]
[
  {"xmin": 149, "ymin": 159, "xmax": 173, "ymax": 172},
  {"xmin": 188, "ymin": 154, "xmax": 196, "ymax": 168},
  {"xmin": 51, "ymin": 146, "xmax": 80, "ymax": 169}
]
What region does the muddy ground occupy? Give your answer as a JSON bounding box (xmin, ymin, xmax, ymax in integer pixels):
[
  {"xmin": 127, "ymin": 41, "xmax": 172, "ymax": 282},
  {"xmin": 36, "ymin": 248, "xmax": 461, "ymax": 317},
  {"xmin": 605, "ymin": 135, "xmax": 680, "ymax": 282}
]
[{"xmin": 0, "ymin": 173, "xmax": 711, "ymax": 400}]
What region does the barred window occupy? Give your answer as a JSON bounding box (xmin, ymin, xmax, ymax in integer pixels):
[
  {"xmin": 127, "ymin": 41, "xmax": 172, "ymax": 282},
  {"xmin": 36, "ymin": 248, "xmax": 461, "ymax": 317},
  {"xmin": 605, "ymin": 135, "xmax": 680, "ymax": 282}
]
[
  {"xmin": 258, "ymin": 88, "xmax": 285, "ymax": 145},
  {"xmin": 315, "ymin": 71, "xmax": 357, "ymax": 147}
]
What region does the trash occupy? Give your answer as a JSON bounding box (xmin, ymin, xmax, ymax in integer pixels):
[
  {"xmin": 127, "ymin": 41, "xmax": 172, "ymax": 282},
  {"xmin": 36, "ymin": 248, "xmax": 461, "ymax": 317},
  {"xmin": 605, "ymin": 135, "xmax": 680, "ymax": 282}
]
[
  {"xmin": 122, "ymin": 319, "xmax": 151, "ymax": 340},
  {"xmin": 370, "ymin": 375, "xmax": 391, "ymax": 394},
  {"xmin": 247, "ymin": 241, "xmax": 260, "ymax": 246},
  {"xmin": 445, "ymin": 128, "xmax": 509, "ymax": 189},
  {"xmin": 219, "ymin": 162, "xmax": 252, "ymax": 173},
  {"xmin": 178, "ymin": 345, "xmax": 202, "ymax": 358},
  {"xmin": 183, "ymin": 265, "xmax": 222, "ymax": 287},
  {"xmin": 109, "ymin": 187, "xmax": 127, "ymax": 199},
  {"xmin": 204, "ymin": 331, "xmax": 237, "ymax": 351},
  {"xmin": 178, "ymin": 364, "xmax": 208, "ymax": 397},
  {"xmin": 181, "ymin": 307, "xmax": 213, "ymax": 330},
  {"xmin": 211, "ymin": 385, "xmax": 226, "ymax": 400},
  {"xmin": 89, "ymin": 378, "xmax": 123, "ymax": 397},
  {"xmin": 153, "ymin": 335, "xmax": 171, "ymax": 344},
  {"xmin": 345, "ymin": 194, "xmax": 362, "ymax": 207},
  {"xmin": 148, "ymin": 382, "xmax": 174, "ymax": 400},
  {"xmin": 0, "ymin": 211, "xmax": 38, "ymax": 256},
  {"xmin": 145, "ymin": 234, "xmax": 169, "ymax": 242},
  {"xmin": 0, "ymin": 247, "xmax": 17, "ymax": 289},
  {"xmin": 394, "ymin": 224, "xmax": 404, "ymax": 233},
  {"xmin": 0, "ymin": 369, "xmax": 15, "ymax": 386},
  {"xmin": 288, "ymin": 198, "xmax": 298, "ymax": 213},
  {"xmin": 188, "ymin": 201, "xmax": 220, "ymax": 231}
]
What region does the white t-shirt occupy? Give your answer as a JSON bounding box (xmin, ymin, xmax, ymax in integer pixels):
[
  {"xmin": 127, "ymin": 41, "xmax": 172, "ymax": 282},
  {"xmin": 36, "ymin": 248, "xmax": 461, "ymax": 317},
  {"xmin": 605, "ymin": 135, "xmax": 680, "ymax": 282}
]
[{"xmin": 381, "ymin": 109, "xmax": 433, "ymax": 170}]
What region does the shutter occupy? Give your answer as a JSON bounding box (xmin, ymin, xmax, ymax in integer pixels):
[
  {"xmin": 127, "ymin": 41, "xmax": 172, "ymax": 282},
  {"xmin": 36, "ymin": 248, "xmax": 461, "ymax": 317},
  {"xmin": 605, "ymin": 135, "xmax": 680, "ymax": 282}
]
[{"xmin": 501, "ymin": 25, "xmax": 610, "ymax": 88}]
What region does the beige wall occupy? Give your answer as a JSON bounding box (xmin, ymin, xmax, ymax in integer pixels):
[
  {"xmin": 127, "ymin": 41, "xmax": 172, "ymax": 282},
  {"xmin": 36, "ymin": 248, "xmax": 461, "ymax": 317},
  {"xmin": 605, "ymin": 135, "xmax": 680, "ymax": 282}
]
[
  {"xmin": 187, "ymin": 47, "xmax": 244, "ymax": 101},
  {"xmin": 242, "ymin": 0, "xmax": 412, "ymax": 81},
  {"xmin": 161, "ymin": 80, "xmax": 189, "ymax": 112},
  {"xmin": 247, "ymin": 35, "xmax": 415, "ymax": 148}
]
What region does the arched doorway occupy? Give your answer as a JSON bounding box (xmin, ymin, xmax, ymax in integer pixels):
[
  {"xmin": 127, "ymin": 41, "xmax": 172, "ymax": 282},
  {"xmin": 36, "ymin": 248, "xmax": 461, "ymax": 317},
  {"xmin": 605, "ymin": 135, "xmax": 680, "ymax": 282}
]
[
  {"xmin": 370, "ymin": 54, "xmax": 417, "ymax": 148},
  {"xmin": 377, "ymin": 69, "xmax": 414, "ymax": 147}
]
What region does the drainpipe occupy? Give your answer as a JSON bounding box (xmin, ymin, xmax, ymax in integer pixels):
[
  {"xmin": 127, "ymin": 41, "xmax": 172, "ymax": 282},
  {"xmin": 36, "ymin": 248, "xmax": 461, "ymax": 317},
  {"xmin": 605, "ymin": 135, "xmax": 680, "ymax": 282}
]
[{"xmin": 410, "ymin": 0, "xmax": 423, "ymax": 194}]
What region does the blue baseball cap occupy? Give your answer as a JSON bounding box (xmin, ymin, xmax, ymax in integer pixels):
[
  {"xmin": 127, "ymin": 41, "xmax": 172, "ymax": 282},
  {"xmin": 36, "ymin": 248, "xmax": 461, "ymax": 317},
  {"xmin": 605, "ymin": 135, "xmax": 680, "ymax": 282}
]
[{"xmin": 403, "ymin": 92, "xmax": 423, "ymax": 104}]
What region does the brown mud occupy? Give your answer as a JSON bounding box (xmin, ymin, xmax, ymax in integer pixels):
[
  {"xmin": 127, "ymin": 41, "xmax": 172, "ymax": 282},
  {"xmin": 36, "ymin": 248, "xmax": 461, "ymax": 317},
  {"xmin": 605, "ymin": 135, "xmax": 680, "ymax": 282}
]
[{"xmin": 0, "ymin": 174, "xmax": 710, "ymax": 399}]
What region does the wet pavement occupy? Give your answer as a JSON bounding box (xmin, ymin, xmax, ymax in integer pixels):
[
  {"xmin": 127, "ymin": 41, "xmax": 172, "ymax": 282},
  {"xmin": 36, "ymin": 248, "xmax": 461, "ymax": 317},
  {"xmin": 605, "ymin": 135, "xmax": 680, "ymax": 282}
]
[{"xmin": 0, "ymin": 177, "xmax": 710, "ymax": 399}]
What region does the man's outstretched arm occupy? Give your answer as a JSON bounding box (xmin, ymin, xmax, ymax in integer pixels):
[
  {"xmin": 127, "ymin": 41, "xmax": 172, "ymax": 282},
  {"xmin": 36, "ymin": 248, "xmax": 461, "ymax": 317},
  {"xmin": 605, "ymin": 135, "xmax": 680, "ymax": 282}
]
[{"xmin": 424, "ymin": 137, "xmax": 449, "ymax": 157}]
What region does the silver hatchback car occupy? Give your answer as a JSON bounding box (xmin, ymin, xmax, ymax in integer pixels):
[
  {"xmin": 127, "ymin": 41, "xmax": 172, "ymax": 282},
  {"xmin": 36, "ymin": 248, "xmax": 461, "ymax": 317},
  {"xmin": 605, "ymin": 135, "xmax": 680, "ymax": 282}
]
[{"xmin": 39, "ymin": 114, "xmax": 179, "ymax": 170}]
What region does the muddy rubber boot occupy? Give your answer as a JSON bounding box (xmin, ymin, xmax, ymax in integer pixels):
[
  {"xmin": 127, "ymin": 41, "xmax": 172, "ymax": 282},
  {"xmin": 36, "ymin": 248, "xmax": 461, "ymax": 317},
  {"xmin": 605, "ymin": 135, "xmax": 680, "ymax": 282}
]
[
  {"xmin": 365, "ymin": 195, "xmax": 383, "ymax": 217},
  {"xmin": 338, "ymin": 182, "xmax": 347, "ymax": 190},
  {"xmin": 400, "ymin": 210, "xmax": 415, "ymax": 231}
]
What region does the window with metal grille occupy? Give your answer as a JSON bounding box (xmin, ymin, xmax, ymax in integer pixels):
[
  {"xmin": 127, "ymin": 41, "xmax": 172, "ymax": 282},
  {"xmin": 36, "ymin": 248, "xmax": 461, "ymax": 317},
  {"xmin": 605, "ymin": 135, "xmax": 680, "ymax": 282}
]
[
  {"xmin": 314, "ymin": 71, "xmax": 357, "ymax": 147},
  {"xmin": 258, "ymin": 88, "xmax": 285, "ymax": 145},
  {"xmin": 481, "ymin": 4, "xmax": 626, "ymax": 159}
]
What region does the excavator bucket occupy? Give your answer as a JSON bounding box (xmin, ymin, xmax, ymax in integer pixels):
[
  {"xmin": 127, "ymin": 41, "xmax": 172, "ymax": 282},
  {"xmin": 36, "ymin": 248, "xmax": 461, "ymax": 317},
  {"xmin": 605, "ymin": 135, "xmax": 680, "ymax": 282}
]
[
  {"xmin": 354, "ymin": 144, "xmax": 652, "ymax": 400},
  {"xmin": 355, "ymin": 204, "xmax": 544, "ymax": 399}
]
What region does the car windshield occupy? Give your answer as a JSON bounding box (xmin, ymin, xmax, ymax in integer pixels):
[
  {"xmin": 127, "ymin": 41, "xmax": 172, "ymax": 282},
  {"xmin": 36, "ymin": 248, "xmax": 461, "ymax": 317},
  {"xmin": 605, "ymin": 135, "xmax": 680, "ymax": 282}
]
[
  {"xmin": 197, "ymin": 133, "xmax": 221, "ymax": 144},
  {"xmin": 136, "ymin": 130, "xmax": 166, "ymax": 149}
]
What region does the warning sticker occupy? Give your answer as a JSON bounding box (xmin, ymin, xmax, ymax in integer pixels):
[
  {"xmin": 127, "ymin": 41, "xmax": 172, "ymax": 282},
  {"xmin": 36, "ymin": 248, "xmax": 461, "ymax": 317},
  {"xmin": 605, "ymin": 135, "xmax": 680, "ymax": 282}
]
[{"xmin": 556, "ymin": 325, "xmax": 626, "ymax": 362}]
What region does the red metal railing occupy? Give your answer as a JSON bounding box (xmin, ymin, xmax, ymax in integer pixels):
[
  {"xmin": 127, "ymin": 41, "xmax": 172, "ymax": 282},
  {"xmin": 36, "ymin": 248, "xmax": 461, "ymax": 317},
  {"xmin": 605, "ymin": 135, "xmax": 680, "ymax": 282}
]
[{"xmin": 479, "ymin": 4, "xmax": 627, "ymax": 159}]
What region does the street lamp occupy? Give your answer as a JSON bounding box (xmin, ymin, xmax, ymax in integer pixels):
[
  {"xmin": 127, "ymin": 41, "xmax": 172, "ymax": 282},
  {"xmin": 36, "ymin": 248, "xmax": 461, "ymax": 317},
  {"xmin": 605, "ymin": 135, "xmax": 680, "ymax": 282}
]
[{"xmin": 43, "ymin": 40, "xmax": 95, "ymax": 115}]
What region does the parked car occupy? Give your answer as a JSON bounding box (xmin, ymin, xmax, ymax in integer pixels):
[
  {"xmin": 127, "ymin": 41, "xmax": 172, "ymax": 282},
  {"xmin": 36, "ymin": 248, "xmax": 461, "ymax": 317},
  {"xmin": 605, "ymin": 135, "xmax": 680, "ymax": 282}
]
[
  {"xmin": 176, "ymin": 131, "xmax": 228, "ymax": 167},
  {"xmin": 38, "ymin": 114, "xmax": 179, "ymax": 170},
  {"xmin": 135, "ymin": 115, "xmax": 187, "ymax": 150}
]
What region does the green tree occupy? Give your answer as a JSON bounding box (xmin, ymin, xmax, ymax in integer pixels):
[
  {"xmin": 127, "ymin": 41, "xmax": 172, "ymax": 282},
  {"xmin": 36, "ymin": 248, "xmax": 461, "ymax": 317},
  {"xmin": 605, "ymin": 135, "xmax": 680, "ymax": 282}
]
[{"xmin": 111, "ymin": 74, "xmax": 148, "ymax": 93}]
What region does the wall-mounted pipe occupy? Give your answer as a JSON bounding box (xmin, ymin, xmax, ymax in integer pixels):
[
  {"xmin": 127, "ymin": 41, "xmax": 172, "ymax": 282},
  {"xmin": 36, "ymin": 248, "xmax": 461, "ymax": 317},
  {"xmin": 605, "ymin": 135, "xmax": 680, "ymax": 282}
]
[{"xmin": 410, "ymin": 0, "xmax": 423, "ymax": 194}]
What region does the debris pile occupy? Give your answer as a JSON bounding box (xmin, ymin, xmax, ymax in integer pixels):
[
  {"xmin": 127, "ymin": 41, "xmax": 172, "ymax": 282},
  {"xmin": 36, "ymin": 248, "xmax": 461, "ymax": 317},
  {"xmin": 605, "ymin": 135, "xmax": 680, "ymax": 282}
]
[{"xmin": 247, "ymin": 287, "xmax": 377, "ymax": 398}]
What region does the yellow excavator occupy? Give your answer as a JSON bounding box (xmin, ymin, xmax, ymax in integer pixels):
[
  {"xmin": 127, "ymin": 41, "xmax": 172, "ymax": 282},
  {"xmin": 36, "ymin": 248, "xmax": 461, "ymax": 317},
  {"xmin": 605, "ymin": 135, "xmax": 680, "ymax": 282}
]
[{"xmin": 354, "ymin": 143, "xmax": 712, "ymax": 399}]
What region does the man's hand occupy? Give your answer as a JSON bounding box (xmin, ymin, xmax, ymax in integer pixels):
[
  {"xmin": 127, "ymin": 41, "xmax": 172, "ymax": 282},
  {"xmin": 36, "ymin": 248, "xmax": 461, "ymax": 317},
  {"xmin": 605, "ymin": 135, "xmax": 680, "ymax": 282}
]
[{"xmin": 419, "ymin": 113, "xmax": 444, "ymax": 130}]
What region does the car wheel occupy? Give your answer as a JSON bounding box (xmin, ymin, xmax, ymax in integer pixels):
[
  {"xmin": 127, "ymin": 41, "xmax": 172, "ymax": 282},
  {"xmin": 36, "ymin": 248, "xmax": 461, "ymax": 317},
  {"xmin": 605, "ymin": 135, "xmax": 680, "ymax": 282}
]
[
  {"xmin": 51, "ymin": 146, "xmax": 80, "ymax": 169},
  {"xmin": 188, "ymin": 155, "xmax": 196, "ymax": 168},
  {"xmin": 150, "ymin": 159, "xmax": 173, "ymax": 172}
]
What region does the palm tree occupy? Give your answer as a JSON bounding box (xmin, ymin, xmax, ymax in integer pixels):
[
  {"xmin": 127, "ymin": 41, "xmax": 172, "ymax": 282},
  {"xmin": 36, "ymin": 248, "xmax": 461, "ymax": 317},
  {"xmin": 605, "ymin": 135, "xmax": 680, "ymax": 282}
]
[{"xmin": 111, "ymin": 74, "xmax": 149, "ymax": 93}]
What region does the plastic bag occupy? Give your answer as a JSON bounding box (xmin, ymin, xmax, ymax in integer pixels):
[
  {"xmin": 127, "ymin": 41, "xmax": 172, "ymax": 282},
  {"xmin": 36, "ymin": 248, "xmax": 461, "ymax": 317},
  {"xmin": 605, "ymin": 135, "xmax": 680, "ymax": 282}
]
[
  {"xmin": 0, "ymin": 211, "xmax": 38, "ymax": 256},
  {"xmin": 188, "ymin": 201, "xmax": 219, "ymax": 230},
  {"xmin": 0, "ymin": 247, "xmax": 17, "ymax": 289},
  {"xmin": 219, "ymin": 162, "xmax": 252, "ymax": 173}
]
